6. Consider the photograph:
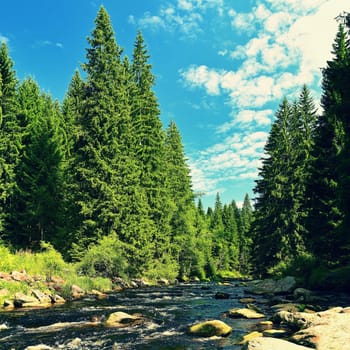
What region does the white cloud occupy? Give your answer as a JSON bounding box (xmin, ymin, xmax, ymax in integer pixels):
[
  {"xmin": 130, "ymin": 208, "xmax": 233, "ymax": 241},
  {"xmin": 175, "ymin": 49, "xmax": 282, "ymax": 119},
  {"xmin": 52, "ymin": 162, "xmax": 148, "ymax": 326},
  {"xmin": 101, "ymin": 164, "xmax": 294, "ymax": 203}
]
[
  {"xmin": 189, "ymin": 129, "xmax": 268, "ymax": 195},
  {"xmin": 32, "ymin": 40, "xmax": 64, "ymax": 49},
  {"xmin": 133, "ymin": 0, "xmax": 224, "ymax": 37}
]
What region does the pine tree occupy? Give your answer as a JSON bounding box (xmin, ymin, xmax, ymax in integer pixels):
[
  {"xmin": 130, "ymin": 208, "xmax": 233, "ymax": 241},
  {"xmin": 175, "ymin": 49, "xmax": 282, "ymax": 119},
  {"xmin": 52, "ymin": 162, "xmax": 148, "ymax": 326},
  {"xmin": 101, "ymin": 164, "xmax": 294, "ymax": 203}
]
[
  {"xmin": 0, "ymin": 43, "xmax": 20, "ymax": 234},
  {"xmin": 70, "ymin": 8, "xmax": 156, "ymax": 275},
  {"xmin": 165, "ymin": 120, "xmax": 199, "ymax": 278},
  {"xmin": 239, "ymin": 194, "xmax": 253, "ymax": 273},
  {"xmin": 130, "ymin": 31, "xmax": 172, "ymax": 261},
  {"xmin": 6, "ymin": 79, "xmax": 65, "ymax": 248},
  {"xmin": 70, "ymin": 6, "xmax": 124, "ymax": 253},
  {"xmin": 252, "ymin": 99, "xmax": 300, "ymax": 274},
  {"xmin": 307, "ymin": 21, "xmax": 350, "ymax": 265}
]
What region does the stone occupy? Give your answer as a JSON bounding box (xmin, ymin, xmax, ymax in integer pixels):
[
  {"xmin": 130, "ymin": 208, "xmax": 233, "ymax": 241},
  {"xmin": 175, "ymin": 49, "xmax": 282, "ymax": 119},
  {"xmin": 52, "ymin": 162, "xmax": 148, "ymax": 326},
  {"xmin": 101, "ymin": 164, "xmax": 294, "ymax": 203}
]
[
  {"xmin": 247, "ymin": 276, "xmax": 296, "ymax": 294},
  {"xmin": 0, "ymin": 272, "xmax": 11, "ymax": 281},
  {"xmin": 271, "ymin": 303, "xmax": 302, "ymax": 313},
  {"xmin": 188, "ymin": 320, "xmax": 232, "ymax": 337},
  {"xmin": 228, "ymin": 308, "xmax": 265, "ymax": 319},
  {"xmin": 90, "ymin": 289, "xmax": 107, "ymax": 299},
  {"xmin": 239, "ymin": 331, "xmax": 263, "ymax": 344},
  {"xmin": 31, "ymin": 289, "xmax": 52, "ymax": 305},
  {"xmin": 24, "ymin": 345, "xmax": 54, "ymax": 350},
  {"xmin": 0, "ymin": 324, "xmax": 8, "ymax": 330},
  {"xmin": 158, "ymin": 278, "xmax": 170, "ymax": 286},
  {"xmin": 215, "ymin": 292, "xmax": 230, "ymax": 299},
  {"xmin": 243, "ymin": 337, "xmax": 313, "ymax": 350},
  {"xmin": 293, "ymin": 288, "xmax": 312, "ymax": 302},
  {"xmin": 50, "ymin": 294, "xmax": 66, "ymax": 304},
  {"xmin": 291, "ymin": 309, "xmax": 350, "ymax": 350},
  {"xmin": 104, "ymin": 311, "xmax": 144, "ymax": 328},
  {"xmin": 11, "ymin": 270, "xmax": 29, "ymax": 282},
  {"xmin": 3, "ymin": 299, "xmax": 14, "ymax": 309},
  {"xmin": 71, "ymin": 284, "xmax": 84, "ymax": 299},
  {"xmin": 14, "ymin": 292, "xmax": 41, "ymax": 308},
  {"xmin": 239, "ymin": 297, "xmax": 256, "ymax": 303},
  {"xmin": 263, "ymin": 329, "xmax": 287, "ymax": 338}
]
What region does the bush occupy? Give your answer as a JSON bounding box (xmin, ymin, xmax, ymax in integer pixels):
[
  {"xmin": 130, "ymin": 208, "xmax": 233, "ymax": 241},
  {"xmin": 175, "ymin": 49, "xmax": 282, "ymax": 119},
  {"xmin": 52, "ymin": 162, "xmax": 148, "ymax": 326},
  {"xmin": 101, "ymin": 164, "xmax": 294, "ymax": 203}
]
[
  {"xmin": 0, "ymin": 243, "xmax": 14, "ymax": 272},
  {"xmin": 76, "ymin": 234, "xmax": 127, "ymax": 279},
  {"xmin": 144, "ymin": 256, "xmax": 179, "ymax": 282}
]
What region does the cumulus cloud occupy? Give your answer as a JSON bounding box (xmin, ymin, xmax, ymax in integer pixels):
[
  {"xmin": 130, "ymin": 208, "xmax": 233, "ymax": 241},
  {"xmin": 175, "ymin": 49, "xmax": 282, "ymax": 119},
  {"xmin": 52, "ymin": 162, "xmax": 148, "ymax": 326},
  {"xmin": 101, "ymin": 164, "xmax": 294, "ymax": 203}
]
[
  {"xmin": 189, "ymin": 129, "xmax": 269, "ymax": 195},
  {"xmin": 131, "ymin": 0, "xmax": 224, "ymax": 37}
]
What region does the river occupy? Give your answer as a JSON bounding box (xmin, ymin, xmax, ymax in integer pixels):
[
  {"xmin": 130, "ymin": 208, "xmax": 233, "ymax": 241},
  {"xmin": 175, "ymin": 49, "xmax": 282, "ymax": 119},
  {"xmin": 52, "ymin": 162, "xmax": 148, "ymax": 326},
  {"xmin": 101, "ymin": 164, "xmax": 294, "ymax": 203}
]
[{"xmin": 0, "ymin": 281, "xmax": 349, "ymax": 350}]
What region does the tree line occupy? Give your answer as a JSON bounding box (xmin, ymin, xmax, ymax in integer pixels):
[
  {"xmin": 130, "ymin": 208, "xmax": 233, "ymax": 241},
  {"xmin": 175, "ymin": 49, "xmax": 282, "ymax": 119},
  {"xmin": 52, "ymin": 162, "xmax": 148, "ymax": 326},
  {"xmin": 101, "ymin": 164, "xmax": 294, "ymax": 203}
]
[
  {"xmin": 0, "ymin": 6, "xmax": 253, "ymax": 280},
  {"xmin": 252, "ymin": 13, "xmax": 350, "ymax": 277}
]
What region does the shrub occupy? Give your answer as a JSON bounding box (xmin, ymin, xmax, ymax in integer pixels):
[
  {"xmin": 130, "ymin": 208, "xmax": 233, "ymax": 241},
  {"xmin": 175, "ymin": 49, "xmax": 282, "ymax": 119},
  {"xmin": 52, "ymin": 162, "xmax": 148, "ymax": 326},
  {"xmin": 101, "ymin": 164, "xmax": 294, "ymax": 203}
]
[{"xmin": 76, "ymin": 234, "xmax": 127, "ymax": 279}]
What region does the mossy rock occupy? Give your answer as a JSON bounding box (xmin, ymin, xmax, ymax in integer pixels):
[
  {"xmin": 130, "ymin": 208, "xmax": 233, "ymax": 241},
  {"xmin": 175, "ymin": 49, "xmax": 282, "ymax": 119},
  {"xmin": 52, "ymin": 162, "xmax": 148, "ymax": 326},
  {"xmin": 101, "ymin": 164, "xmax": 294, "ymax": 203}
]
[{"xmin": 188, "ymin": 320, "xmax": 232, "ymax": 337}]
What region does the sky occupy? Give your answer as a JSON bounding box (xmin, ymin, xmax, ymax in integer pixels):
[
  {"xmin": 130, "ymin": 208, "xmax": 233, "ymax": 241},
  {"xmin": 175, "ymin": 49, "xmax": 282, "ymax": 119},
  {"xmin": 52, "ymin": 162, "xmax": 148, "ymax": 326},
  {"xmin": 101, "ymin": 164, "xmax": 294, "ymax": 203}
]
[{"xmin": 1, "ymin": 0, "xmax": 349, "ymax": 208}]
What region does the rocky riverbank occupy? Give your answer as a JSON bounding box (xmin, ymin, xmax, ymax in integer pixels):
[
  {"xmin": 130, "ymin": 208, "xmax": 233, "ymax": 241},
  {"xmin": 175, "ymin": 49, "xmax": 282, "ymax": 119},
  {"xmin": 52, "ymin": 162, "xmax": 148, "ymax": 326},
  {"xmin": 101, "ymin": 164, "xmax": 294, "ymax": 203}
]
[{"xmin": 1, "ymin": 274, "xmax": 349, "ymax": 349}]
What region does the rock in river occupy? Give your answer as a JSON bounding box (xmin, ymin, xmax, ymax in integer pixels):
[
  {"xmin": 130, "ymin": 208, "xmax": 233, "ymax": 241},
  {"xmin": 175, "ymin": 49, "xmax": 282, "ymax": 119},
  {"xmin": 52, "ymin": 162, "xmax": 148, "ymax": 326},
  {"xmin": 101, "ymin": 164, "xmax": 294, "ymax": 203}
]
[
  {"xmin": 229, "ymin": 308, "xmax": 265, "ymax": 319},
  {"xmin": 188, "ymin": 320, "xmax": 232, "ymax": 337},
  {"xmin": 104, "ymin": 311, "xmax": 144, "ymax": 328},
  {"xmin": 243, "ymin": 337, "xmax": 313, "ymax": 350}
]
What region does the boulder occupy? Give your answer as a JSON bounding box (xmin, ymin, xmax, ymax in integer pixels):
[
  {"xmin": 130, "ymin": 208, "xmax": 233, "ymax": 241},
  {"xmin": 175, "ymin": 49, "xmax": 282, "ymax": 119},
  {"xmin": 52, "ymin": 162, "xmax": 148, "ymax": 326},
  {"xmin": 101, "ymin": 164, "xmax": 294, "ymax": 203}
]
[
  {"xmin": 188, "ymin": 320, "xmax": 232, "ymax": 337},
  {"xmin": 262, "ymin": 329, "xmax": 287, "ymax": 338},
  {"xmin": 0, "ymin": 323, "xmax": 8, "ymax": 330},
  {"xmin": 293, "ymin": 288, "xmax": 312, "ymax": 302},
  {"xmin": 11, "ymin": 270, "xmax": 29, "ymax": 282},
  {"xmin": 215, "ymin": 292, "xmax": 230, "ymax": 299},
  {"xmin": 246, "ymin": 276, "xmax": 296, "ymax": 295},
  {"xmin": 0, "ymin": 272, "xmax": 11, "ymax": 281},
  {"xmin": 291, "ymin": 308, "xmax": 350, "ymax": 350},
  {"xmin": 228, "ymin": 308, "xmax": 265, "ymax": 319},
  {"xmin": 50, "ymin": 294, "xmax": 66, "ymax": 304},
  {"xmin": 243, "ymin": 337, "xmax": 313, "ymax": 350},
  {"xmin": 71, "ymin": 284, "xmax": 84, "ymax": 299},
  {"xmin": 14, "ymin": 292, "xmax": 42, "ymax": 308},
  {"xmin": 157, "ymin": 278, "xmax": 170, "ymax": 286},
  {"xmin": 24, "ymin": 345, "xmax": 54, "ymax": 350},
  {"xmin": 239, "ymin": 297, "xmax": 256, "ymax": 303},
  {"xmin": 239, "ymin": 331, "xmax": 263, "ymax": 344},
  {"xmin": 90, "ymin": 289, "xmax": 107, "ymax": 300},
  {"xmin": 248, "ymin": 277, "xmax": 296, "ymax": 295},
  {"xmin": 31, "ymin": 289, "xmax": 52, "ymax": 305},
  {"xmin": 104, "ymin": 311, "xmax": 144, "ymax": 328}
]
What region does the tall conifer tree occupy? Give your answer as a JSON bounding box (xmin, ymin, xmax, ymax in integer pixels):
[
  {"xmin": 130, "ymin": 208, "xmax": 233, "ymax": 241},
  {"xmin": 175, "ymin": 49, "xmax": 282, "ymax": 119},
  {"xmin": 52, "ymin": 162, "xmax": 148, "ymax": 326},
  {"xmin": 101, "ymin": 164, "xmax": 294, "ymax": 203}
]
[
  {"xmin": 131, "ymin": 31, "xmax": 172, "ymax": 261},
  {"xmin": 0, "ymin": 43, "xmax": 20, "ymax": 234},
  {"xmin": 307, "ymin": 21, "xmax": 350, "ymax": 265},
  {"xmin": 7, "ymin": 79, "xmax": 65, "ymax": 248}
]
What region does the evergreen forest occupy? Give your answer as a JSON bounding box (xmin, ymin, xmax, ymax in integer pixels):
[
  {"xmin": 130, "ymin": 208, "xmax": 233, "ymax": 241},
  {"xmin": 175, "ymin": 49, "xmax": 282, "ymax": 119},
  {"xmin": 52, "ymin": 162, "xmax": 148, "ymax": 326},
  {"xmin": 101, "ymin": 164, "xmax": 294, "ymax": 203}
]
[{"xmin": 1, "ymin": 7, "xmax": 350, "ymax": 286}]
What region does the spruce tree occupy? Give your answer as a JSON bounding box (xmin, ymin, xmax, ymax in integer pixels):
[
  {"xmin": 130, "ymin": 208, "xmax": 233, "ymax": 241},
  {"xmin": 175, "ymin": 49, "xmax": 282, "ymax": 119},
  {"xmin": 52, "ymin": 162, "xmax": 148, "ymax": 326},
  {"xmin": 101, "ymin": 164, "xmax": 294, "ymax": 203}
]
[
  {"xmin": 6, "ymin": 79, "xmax": 65, "ymax": 248},
  {"xmin": 307, "ymin": 21, "xmax": 350, "ymax": 265},
  {"xmin": 70, "ymin": 8, "xmax": 156, "ymax": 275},
  {"xmin": 165, "ymin": 120, "xmax": 199, "ymax": 278},
  {"xmin": 239, "ymin": 194, "xmax": 253, "ymax": 273},
  {"xmin": 131, "ymin": 31, "xmax": 172, "ymax": 262},
  {"xmin": 0, "ymin": 43, "xmax": 20, "ymax": 234}
]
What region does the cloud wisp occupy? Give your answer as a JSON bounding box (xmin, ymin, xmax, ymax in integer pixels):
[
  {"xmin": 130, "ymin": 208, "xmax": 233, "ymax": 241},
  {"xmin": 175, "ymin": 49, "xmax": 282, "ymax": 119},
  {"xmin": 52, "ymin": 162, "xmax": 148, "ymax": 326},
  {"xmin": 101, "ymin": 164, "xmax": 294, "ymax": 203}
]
[{"xmin": 181, "ymin": 0, "xmax": 346, "ymax": 198}]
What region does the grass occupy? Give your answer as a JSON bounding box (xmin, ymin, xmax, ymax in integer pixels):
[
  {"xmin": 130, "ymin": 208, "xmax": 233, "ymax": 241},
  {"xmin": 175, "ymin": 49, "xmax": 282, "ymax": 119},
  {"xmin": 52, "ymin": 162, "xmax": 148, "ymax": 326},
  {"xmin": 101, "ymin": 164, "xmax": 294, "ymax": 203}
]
[{"xmin": 0, "ymin": 242, "xmax": 113, "ymax": 306}]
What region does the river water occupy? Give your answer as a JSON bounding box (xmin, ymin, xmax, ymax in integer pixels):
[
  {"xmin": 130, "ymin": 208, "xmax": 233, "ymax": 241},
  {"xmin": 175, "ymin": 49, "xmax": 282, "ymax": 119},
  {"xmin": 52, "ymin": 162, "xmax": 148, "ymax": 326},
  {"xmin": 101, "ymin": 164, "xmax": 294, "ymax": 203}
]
[{"xmin": 0, "ymin": 282, "xmax": 348, "ymax": 350}]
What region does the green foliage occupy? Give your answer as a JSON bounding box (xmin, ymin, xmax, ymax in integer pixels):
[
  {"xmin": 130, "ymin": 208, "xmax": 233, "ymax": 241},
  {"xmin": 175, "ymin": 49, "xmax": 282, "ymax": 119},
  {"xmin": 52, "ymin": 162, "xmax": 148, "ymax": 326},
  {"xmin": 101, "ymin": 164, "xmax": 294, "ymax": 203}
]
[
  {"xmin": 144, "ymin": 256, "xmax": 179, "ymax": 282},
  {"xmin": 76, "ymin": 233, "xmax": 127, "ymax": 278}
]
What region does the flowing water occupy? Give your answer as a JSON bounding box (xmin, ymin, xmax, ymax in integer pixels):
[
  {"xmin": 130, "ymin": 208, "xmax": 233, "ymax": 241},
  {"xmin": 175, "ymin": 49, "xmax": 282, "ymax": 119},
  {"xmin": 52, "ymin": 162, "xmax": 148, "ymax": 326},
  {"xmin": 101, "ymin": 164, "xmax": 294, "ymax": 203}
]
[{"xmin": 0, "ymin": 282, "xmax": 348, "ymax": 350}]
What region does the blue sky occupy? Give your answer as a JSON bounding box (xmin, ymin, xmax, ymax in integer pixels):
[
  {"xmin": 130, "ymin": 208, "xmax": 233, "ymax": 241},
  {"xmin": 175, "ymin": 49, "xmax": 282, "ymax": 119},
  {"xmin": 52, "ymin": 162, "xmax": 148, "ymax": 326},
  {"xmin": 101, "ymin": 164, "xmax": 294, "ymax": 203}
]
[{"xmin": 1, "ymin": 0, "xmax": 348, "ymax": 208}]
